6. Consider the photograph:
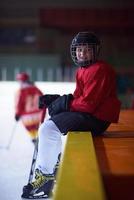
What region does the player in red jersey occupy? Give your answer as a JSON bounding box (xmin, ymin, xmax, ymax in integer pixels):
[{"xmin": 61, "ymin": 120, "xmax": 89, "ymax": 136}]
[
  {"xmin": 15, "ymin": 72, "xmax": 46, "ymax": 144},
  {"xmin": 22, "ymin": 32, "xmax": 121, "ymax": 199}
]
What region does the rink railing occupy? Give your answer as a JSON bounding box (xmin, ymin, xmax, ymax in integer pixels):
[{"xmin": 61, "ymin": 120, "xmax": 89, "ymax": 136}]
[{"xmin": 0, "ymin": 66, "xmax": 76, "ymax": 82}]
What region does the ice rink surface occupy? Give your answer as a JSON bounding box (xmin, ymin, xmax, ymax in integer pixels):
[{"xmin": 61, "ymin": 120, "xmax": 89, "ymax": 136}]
[{"xmin": 0, "ymin": 81, "xmax": 75, "ymax": 200}]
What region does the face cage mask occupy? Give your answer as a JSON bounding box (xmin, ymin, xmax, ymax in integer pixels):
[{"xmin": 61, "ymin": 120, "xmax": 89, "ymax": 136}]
[{"xmin": 71, "ymin": 44, "xmax": 99, "ymax": 67}]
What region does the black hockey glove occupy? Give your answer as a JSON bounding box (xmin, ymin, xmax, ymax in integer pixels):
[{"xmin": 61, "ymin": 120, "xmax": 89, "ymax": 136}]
[
  {"xmin": 38, "ymin": 94, "xmax": 60, "ymax": 109},
  {"xmin": 15, "ymin": 114, "xmax": 20, "ymax": 121},
  {"xmin": 48, "ymin": 94, "xmax": 73, "ymax": 117}
]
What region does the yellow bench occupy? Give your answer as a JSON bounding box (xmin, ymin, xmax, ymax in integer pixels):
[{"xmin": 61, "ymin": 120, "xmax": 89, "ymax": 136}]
[{"xmin": 53, "ymin": 132, "xmax": 106, "ymax": 200}]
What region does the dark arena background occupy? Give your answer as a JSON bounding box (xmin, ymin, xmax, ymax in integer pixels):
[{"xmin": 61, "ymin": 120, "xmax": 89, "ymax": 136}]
[{"xmin": 0, "ymin": 1, "xmax": 134, "ymax": 200}]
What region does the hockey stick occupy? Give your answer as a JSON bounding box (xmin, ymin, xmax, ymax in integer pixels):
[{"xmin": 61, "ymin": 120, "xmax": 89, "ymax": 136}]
[
  {"xmin": 28, "ymin": 108, "xmax": 46, "ymax": 183},
  {"xmin": 0, "ymin": 121, "xmax": 17, "ymax": 150},
  {"xmin": 28, "ymin": 139, "xmax": 38, "ymax": 183}
]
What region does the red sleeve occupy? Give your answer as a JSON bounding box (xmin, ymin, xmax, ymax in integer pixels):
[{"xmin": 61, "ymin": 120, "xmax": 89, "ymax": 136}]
[
  {"xmin": 72, "ymin": 71, "xmax": 82, "ymax": 98},
  {"xmin": 70, "ymin": 67, "xmax": 114, "ymax": 113},
  {"xmin": 15, "ymin": 89, "xmax": 24, "ymax": 116}
]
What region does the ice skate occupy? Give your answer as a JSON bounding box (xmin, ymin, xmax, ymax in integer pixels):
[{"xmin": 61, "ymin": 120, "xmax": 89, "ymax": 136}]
[{"xmin": 21, "ymin": 169, "xmax": 54, "ymax": 199}]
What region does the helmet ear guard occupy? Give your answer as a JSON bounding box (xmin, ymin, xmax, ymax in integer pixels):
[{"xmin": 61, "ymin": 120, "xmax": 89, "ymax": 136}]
[{"xmin": 70, "ymin": 32, "xmax": 101, "ymax": 67}]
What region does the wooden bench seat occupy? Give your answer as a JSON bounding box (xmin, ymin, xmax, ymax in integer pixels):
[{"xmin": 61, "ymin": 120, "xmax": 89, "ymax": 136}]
[
  {"xmin": 94, "ymin": 110, "xmax": 134, "ymax": 199},
  {"xmin": 93, "ymin": 136, "xmax": 134, "ymax": 200},
  {"xmin": 107, "ymin": 109, "xmax": 134, "ymax": 132}
]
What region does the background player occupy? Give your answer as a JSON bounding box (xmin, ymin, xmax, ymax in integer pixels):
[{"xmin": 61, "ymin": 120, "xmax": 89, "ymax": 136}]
[{"xmin": 15, "ymin": 72, "xmax": 46, "ymax": 144}]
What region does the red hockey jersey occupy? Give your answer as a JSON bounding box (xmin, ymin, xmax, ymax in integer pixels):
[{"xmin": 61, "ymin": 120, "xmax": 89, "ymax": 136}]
[
  {"xmin": 15, "ymin": 84, "xmax": 45, "ymax": 136},
  {"xmin": 70, "ymin": 61, "xmax": 121, "ymax": 123}
]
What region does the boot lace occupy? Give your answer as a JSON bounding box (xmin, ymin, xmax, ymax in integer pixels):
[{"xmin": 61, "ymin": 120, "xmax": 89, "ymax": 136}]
[
  {"xmin": 31, "ymin": 169, "xmax": 54, "ymax": 189},
  {"xmin": 32, "ymin": 172, "xmax": 46, "ymax": 189}
]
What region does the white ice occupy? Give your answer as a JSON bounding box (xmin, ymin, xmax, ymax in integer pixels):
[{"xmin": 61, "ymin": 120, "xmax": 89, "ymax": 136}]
[{"xmin": 0, "ymin": 81, "xmax": 75, "ymax": 200}]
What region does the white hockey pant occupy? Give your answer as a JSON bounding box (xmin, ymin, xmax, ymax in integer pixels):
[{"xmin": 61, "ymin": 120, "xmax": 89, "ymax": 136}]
[{"xmin": 35, "ymin": 119, "xmax": 62, "ymax": 174}]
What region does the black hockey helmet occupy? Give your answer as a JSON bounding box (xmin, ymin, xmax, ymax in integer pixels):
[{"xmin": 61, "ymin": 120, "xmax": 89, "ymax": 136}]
[{"xmin": 70, "ymin": 32, "xmax": 100, "ymax": 67}]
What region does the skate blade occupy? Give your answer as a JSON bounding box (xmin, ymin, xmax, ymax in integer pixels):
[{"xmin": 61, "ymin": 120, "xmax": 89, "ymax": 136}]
[
  {"xmin": 21, "ymin": 198, "xmax": 50, "ymax": 200},
  {"xmin": 21, "ymin": 196, "xmax": 51, "ymax": 200},
  {"xmin": 21, "ymin": 192, "xmax": 51, "ymax": 199}
]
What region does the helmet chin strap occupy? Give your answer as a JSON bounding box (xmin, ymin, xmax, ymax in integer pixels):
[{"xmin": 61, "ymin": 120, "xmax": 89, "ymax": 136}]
[{"xmin": 78, "ymin": 60, "xmax": 93, "ymax": 68}]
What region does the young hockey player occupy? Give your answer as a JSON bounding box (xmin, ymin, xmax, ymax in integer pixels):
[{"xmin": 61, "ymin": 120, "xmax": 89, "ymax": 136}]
[
  {"xmin": 15, "ymin": 72, "xmax": 46, "ymax": 144},
  {"xmin": 21, "ymin": 32, "xmax": 121, "ymax": 199}
]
